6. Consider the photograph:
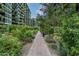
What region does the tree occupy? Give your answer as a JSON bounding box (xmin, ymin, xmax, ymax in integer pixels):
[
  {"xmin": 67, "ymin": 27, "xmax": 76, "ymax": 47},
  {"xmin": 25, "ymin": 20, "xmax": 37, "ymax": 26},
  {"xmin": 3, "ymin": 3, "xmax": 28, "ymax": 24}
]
[{"xmin": 36, "ymin": 3, "xmax": 79, "ymax": 55}]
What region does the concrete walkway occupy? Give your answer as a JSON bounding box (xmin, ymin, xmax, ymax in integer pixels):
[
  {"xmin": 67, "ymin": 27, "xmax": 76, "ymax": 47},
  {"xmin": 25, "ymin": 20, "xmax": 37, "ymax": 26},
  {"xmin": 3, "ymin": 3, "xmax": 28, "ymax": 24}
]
[{"xmin": 27, "ymin": 31, "xmax": 51, "ymax": 56}]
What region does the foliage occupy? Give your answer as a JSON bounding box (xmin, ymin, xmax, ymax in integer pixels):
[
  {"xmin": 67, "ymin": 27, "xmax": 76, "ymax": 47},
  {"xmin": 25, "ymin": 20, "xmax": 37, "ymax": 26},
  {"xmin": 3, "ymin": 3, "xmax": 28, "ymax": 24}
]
[
  {"xmin": 0, "ymin": 33, "xmax": 22, "ymax": 56},
  {"xmin": 9, "ymin": 25, "xmax": 38, "ymax": 43},
  {"xmin": 37, "ymin": 3, "xmax": 79, "ymax": 56},
  {"xmin": 0, "ymin": 25, "xmax": 9, "ymax": 33},
  {"xmin": 57, "ymin": 13, "xmax": 79, "ymax": 56},
  {"xmin": 0, "ymin": 24, "xmax": 38, "ymax": 56}
]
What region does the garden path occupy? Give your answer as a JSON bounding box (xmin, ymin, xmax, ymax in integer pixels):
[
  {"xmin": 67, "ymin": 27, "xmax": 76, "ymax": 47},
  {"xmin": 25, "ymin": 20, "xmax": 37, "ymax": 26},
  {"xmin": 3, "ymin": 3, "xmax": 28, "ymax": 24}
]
[{"xmin": 27, "ymin": 31, "xmax": 51, "ymax": 56}]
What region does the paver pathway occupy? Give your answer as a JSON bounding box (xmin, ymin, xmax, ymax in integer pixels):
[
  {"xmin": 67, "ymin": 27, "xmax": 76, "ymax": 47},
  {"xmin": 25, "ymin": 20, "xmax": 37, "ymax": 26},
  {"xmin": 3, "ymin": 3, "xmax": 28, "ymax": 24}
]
[{"xmin": 27, "ymin": 31, "xmax": 51, "ymax": 56}]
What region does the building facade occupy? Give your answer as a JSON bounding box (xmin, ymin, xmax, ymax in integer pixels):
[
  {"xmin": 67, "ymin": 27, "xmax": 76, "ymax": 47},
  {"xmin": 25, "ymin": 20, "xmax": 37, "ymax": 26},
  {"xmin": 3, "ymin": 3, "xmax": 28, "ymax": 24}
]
[
  {"xmin": 0, "ymin": 3, "xmax": 12, "ymax": 25},
  {"xmin": 0, "ymin": 3, "xmax": 31, "ymax": 25}
]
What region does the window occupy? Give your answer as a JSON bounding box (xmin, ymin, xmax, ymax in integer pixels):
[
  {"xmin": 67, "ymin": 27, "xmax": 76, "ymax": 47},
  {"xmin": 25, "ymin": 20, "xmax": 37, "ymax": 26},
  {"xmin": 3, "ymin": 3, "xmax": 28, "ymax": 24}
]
[{"xmin": 76, "ymin": 3, "xmax": 79, "ymax": 12}]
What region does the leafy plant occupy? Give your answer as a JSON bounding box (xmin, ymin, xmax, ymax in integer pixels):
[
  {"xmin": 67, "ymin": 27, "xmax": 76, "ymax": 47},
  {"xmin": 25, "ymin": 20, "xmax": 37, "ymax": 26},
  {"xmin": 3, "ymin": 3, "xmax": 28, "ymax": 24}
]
[
  {"xmin": 9, "ymin": 25, "xmax": 37, "ymax": 44},
  {"xmin": 57, "ymin": 13, "xmax": 79, "ymax": 56},
  {"xmin": 0, "ymin": 33, "xmax": 22, "ymax": 56}
]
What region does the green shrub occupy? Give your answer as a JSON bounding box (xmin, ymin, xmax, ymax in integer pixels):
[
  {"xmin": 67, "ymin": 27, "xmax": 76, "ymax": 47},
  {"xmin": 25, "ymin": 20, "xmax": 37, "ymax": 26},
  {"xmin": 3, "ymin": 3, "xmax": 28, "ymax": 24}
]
[
  {"xmin": 9, "ymin": 25, "xmax": 37, "ymax": 44},
  {"xmin": 0, "ymin": 25, "xmax": 8, "ymax": 33},
  {"xmin": 45, "ymin": 34, "xmax": 55, "ymax": 43},
  {"xmin": 57, "ymin": 13, "xmax": 79, "ymax": 56},
  {"xmin": 19, "ymin": 29, "xmax": 35, "ymax": 43},
  {"xmin": 0, "ymin": 33, "xmax": 2, "ymax": 38},
  {"xmin": 11, "ymin": 28, "xmax": 21, "ymax": 39},
  {"xmin": 48, "ymin": 27, "xmax": 54, "ymax": 34},
  {"xmin": 9, "ymin": 25, "xmax": 17, "ymax": 33},
  {"xmin": 0, "ymin": 34, "xmax": 22, "ymax": 56}
]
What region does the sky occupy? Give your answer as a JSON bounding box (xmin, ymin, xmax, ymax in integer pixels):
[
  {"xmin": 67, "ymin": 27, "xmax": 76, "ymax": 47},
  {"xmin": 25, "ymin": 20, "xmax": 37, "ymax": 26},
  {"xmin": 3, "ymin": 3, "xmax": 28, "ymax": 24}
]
[{"xmin": 27, "ymin": 3, "xmax": 43, "ymax": 18}]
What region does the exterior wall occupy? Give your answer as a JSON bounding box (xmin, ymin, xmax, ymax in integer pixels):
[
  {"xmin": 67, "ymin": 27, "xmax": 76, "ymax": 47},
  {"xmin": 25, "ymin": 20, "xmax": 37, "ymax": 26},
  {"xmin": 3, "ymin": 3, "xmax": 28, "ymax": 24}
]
[
  {"xmin": 20, "ymin": 3, "xmax": 26, "ymax": 24},
  {"xmin": 12, "ymin": 3, "xmax": 21, "ymax": 24},
  {"xmin": 5, "ymin": 3, "xmax": 12, "ymax": 24},
  {"xmin": 12, "ymin": 3, "xmax": 31, "ymax": 25},
  {"xmin": 0, "ymin": 3, "xmax": 12, "ymax": 25},
  {"xmin": 0, "ymin": 3, "xmax": 31, "ymax": 25},
  {"xmin": 26, "ymin": 4, "xmax": 31, "ymax": 25}
]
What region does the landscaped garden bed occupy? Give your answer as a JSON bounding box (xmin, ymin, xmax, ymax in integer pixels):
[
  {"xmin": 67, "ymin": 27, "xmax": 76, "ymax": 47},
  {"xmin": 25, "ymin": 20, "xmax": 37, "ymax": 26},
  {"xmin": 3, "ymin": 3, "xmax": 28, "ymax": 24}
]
[{"xmin": 0, "ymin": 25, "xmax": 38, "ymax": 56}]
